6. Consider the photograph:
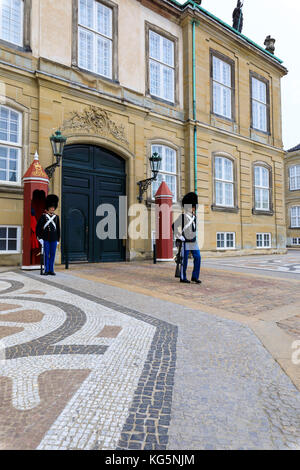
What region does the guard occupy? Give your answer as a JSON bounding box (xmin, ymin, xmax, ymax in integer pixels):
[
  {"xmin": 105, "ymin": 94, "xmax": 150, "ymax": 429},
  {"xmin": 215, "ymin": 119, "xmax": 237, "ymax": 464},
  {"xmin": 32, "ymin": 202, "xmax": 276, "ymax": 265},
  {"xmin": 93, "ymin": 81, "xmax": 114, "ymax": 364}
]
[
  {"xmin": 173, "ymin": 192, "xmax": 201, "ymax": 284},
  {"xmin": 36, "ymin": 194, "xmax": 60, "ymax": 276}
]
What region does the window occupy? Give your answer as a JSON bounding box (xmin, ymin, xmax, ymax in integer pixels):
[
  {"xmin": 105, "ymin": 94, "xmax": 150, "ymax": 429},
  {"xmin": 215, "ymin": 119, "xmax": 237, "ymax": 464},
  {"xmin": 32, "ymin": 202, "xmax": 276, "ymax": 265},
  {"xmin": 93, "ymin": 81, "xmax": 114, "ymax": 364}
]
[
  {"xmin": 256, "ymin": 233, "xmax": 271, "ymax": 248},
  {"xmin": 0, "ymin": 105, "xmax": 22, "ymax": 184},
  {"xmin": 289, "ymin": 165, "xmax": 300, "ymax": 191},
  {"xmin": 149, "ymin": 29, "xmax": 175, "ymax": 103},
  {"xmin": 251, "ymin": 75, "xmax": 269, "ymax": 133},
  {"xmin": 0, "ymin": 0, "xmax": 23, "ymax": 47},
  {"xmin": 78, "ymin": 0, "xmax": 113, "ymax": 79},
  {"xmin": 211, "ymin": 53, "xmax": 234, "ymax": 120},
  {"xmin": 0, "ymin": 226, "xmax": 20, "ymax": 253},
  {"xmin": 217, "ymin": 232, "xmax": 235, "ymax": 249},
  {"xmin": 254, "ymin": 165, "xmax": 270, "ymax": 211},
  {"xmin": 292, "ymin": 238, "xmax": 300, "ymax": 246},
  {"xmin": 291, "ymin": 206, "xmax": 300, "ymax": 228},
  {"xmin": 214, "ymin": 156, "xmax": 234, "ymax": 207},
  {"xmin": 151, "ymin": 145, "xmax": 177, "ymax": 202}
]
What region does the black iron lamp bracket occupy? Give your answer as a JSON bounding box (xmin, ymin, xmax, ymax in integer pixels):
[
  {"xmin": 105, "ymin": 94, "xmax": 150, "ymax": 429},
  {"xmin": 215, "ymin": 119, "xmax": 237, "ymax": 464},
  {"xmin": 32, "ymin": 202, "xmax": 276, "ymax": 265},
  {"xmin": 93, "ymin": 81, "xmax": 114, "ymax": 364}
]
[{"xmin": 137, "ymin": 172, "xmax": 158, "ymax": 203}]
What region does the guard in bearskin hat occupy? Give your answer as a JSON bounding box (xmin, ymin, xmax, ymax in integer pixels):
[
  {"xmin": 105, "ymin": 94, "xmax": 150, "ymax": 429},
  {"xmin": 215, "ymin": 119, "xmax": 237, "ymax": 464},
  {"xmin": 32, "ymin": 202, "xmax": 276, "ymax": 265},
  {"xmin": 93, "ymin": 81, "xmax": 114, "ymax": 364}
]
[
  {"xmin": 172, "ymin": 192, "xmax": 201, "ymax": 284},
  {"xmin": 36, "ymin": 194, "xmax": 60, "ymax": 275}
]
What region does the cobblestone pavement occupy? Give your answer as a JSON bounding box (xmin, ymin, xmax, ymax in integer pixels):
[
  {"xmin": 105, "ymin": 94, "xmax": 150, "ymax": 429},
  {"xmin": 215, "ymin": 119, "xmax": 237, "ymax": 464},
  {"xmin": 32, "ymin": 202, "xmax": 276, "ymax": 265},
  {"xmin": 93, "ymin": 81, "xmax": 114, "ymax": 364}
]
[
  {"xmin": 0, "ymin": 268, "xmax": 300, "ymax": 450},
  {"xmin": 205, "ymin": 250, "xmax": 300, "ymax": 275},
  {"xmin": 64, "ymin": 259, "xmax": 300, "ymax": 317}
]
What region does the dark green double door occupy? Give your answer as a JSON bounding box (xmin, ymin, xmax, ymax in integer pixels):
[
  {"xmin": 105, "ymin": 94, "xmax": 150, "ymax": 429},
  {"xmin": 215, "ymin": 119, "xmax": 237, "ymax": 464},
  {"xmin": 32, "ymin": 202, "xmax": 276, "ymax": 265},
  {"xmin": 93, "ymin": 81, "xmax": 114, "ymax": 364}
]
[{"xmin": 62, "ymin": 144, "xmax": 126, "ymax": 263}]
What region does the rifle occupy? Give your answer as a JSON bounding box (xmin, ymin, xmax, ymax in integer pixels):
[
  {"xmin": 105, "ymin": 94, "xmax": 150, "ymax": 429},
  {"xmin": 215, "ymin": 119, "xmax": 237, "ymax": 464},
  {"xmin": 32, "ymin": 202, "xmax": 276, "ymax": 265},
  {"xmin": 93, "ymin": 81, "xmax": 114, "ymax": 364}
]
[
  {"xmin": 39, "ymin": 241, "xmax": 44, "ymax": 275},
  {"xmin": 174, "ymin": 239, "xmax": 183, "ymax": 278}
]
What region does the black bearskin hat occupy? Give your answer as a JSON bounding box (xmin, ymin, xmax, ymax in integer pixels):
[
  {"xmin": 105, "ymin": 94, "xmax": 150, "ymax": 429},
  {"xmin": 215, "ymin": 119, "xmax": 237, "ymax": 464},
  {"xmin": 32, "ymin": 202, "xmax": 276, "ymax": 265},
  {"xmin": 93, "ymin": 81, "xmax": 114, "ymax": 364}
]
[
  {"xmin": 45, "ymin": 194, "xmax": 59, "ymax": 210},
  {"xmin": 182, "ymin": 192, "xmax": 198, "ymax": 208}
]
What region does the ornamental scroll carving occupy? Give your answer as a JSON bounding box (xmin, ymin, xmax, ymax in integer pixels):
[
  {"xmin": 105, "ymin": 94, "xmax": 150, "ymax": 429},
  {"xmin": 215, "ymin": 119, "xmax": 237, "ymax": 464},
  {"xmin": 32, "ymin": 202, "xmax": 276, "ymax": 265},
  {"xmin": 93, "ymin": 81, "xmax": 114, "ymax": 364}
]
[{"xmin": 61, "ymin": 107, "xmax": 129, "ymax": 146}]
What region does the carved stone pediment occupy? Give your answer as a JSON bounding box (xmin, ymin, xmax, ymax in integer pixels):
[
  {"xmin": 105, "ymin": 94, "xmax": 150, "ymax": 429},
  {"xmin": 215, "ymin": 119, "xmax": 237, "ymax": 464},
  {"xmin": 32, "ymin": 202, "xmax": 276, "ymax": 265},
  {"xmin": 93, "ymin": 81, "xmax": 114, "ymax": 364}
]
[{"xmin": 61, "ymin": 106, "xmax": 129, "ymax": 146}]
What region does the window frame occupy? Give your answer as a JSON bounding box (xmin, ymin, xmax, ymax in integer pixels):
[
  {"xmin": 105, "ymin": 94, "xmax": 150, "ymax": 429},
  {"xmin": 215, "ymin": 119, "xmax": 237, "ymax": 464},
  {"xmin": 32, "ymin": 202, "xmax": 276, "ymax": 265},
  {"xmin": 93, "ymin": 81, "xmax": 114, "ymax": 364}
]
[
  {"xmin": 0, "ymin": 225, "xmax": 21, "ymax": 254},
  {"xmin": 211, "ymin": 153, "xmax": 239, "ymax": 213},
  {"xmin": 291, "ymin": 237, "xmax": 300, "ymax": 246},
  {"xmin": 150, "ymin": 143, "xmax": 178, "ymax": 203},
  {"xmin": 210, "ymin": 49, "xmax": 235, "ymax": 122},
  {"xmin": 0, "ymin": 104, "xmax": 22, "ymax": 186},
  {"xmin": 256, "ymin": 232, "xmax": 271, "ymax": 249},
  {"xmin": 289, "ymin": 165, "xmax": 300, "ymax": 191},
  {"xmin": 250, "ymin": 71, "xmax": 270, "ymax": 135},
  {"xmin": 290, "ymin": 206, "xmax": 300, "ymax": 228},
  {"xmin": 0, "ymin": 0, "xmax": 31, "ymax": 52},
  {"xmin": 216, "ymin": 232, "xmax": 236, "ymax": 250},
  {"xmin": 145, "ymin": 21, "xmax": 179, "ymax": 106},
  {"xmin": 252, "ymin": 162, "xmax": 273, "ymax": 215},
  {"xmin": 72, "ymin": 0, "xmax": 119, "ymax": 82}
]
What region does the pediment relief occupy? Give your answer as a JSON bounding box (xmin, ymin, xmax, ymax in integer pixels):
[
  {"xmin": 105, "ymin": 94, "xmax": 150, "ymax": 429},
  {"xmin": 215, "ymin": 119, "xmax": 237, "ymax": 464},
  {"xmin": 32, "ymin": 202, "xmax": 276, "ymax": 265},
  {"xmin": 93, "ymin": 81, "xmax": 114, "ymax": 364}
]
[{"xmin": 61, "ymin": 106, "xmax": 129, "ymax": 146}]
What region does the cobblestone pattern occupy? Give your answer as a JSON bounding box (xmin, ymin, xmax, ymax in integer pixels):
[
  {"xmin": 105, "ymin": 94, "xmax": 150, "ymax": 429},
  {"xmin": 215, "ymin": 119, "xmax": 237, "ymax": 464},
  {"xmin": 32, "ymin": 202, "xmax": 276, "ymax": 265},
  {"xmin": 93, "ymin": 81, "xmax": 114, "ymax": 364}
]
[
  {"xmin": 0, "ymin": 273, "xmax": 177, "ymax": 450},
  {"xmin": 66, "ymin": 262, "xmax": 300, "ymax": 316},
  {"xmin": 1, "ymin": 295, "xmax": 108, "ymax": 359},
  {"xmin": 115, "ymin": 326, "xmax": 177, "ymax": 450},
  {"xmin": 41, "ymin": 269, "xmax": 300, "ymax": 450}
]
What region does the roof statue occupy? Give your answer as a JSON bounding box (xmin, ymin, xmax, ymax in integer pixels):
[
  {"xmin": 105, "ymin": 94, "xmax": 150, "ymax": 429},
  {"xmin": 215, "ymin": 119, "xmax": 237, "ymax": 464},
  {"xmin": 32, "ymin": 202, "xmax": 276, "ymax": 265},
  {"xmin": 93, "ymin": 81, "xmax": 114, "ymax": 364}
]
[{"xmin": 232, "ymin": 0, "xmax": 244, "ymax": 33}]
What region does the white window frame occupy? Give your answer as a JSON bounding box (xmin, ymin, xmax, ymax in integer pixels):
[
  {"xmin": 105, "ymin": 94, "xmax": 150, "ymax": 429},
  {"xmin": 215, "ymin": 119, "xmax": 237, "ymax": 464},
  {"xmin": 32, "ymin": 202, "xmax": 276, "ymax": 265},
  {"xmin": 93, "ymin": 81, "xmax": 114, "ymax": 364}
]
[
  {"xmin": 149, "ymin": 29, "xmax": 175, "ymax": 103},
  {"xmin": 212, "ymin": 55, "xmax": 232, "ymax": 120},
  {"xmin": 78, "ymin": 0, "xmax": 113, "ymax": 79},
  {"xmin": 0, "ymin": 105, "xmax": 22, "ymax": 185},
  {"xmin": 0, "ymin": 225, "xmax": 21, "ymax": 254},
  {"xmin": 216, "ymin": 232, "xmax": 236, "ymax": 250},
  {"xmin": 289, "ymin": 165, "xmax": 300, "ymax": 191},
  {"xmin": 292, "ymin": 238, "xmax": 300, "ymax": 246},
  {"xmin": 251, "ymin": 76, "xmax": 267, "ymax": 133},
  {"xmin": 256, "ymin": 232, "xmax": 271, "ymax": 249},
  {"xmin": 214, "ymin": 156, "xmax": 234, "ymax": 208},
  {"xmin": 254, "ymin": 165, "xmax": 270, "ymax": 211},
  {"xmin": 151, "ymin": 144, "xmax": 177, "ymax": 202},
  {"xmin": 0, "ymin": 0, "xmax": 24, "ymax": 47},
  {"xmin": 291, "ymin": 206, "xmax": 300, "ymax": 228}
]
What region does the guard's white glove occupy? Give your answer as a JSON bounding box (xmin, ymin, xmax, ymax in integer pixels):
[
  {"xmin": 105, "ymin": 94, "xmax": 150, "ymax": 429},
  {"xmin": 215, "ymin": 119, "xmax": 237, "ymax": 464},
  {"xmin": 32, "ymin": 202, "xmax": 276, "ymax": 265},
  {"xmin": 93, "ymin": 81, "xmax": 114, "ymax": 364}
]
[
  {"xmin": 179, "ymin": 235, "xmax": 185, "ymax": 242},
  {"xmin": 39, "ymin": 239, "xmax": 44, "ymax": 247}
]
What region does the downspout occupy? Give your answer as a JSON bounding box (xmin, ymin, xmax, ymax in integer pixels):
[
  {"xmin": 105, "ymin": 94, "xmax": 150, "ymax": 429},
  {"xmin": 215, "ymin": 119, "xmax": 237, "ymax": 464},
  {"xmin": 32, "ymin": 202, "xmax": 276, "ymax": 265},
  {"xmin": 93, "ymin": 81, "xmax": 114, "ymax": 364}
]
[{"xmin": 192, "ymin": 19, "xmax": 197, "ymax": 194}]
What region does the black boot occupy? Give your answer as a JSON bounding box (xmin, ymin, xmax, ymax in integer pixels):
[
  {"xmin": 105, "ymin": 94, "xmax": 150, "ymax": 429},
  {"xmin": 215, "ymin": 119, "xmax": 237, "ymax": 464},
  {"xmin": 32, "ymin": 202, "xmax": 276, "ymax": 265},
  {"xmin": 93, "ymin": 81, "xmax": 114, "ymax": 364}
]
[
  {"xmin": 191, "ymin": 278, "xmax": 201, "ymax": 284},
  {"xmin": 180, "ymin": 279, "xmax": 191, "ymax": 283}
]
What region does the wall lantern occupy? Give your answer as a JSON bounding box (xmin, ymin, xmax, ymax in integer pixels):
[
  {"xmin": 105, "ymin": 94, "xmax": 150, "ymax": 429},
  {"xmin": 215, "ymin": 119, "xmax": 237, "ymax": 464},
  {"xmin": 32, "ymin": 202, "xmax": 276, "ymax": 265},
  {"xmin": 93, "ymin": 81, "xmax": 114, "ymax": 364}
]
[
  {"xmin": 45, "ymin": 130, "xmax": 67, "ymax": 179},
  {"xmin": 137, "ymin": 152, "xmax": 162, "ymax": 203}
]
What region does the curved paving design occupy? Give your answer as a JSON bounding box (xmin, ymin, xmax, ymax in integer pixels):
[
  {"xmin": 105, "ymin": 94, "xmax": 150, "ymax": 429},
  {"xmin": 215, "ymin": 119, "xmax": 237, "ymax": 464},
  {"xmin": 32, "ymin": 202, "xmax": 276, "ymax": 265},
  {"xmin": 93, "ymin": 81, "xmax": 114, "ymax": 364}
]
[
  {"xmin": 1, "ymin": 295, "xmax": 107, "ymax": 359},
  {"xmin": 0, "ymin": 272, "xmax": 177, "ymax": 450}
]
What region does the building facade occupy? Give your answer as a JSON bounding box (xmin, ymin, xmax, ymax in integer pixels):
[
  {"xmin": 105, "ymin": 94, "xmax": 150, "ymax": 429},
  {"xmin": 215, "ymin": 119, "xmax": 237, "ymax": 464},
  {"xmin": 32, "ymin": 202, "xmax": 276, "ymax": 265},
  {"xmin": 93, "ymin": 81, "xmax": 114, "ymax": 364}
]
[
  {"xmin": 285, "ymin": 145, "xmax": 300, "ymax": 247},
  {"xmin": 0, "ymin": 0, "xmax": 288, "ymax": 266}
]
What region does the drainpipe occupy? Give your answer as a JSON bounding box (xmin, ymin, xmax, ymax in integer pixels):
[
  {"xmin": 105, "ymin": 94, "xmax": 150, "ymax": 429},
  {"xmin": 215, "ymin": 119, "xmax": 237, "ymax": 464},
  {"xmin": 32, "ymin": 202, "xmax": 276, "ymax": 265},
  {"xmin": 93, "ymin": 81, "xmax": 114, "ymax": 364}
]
[{"xmin": 192, "ymin": 19, "xmax": 197, "ymax": 194}]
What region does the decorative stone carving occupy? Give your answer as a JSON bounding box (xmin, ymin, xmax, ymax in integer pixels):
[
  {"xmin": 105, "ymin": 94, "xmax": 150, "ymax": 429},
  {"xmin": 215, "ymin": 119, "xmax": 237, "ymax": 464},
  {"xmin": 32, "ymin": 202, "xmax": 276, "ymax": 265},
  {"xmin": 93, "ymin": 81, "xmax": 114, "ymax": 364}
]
[
  {"xmin": 61, "ymin": 106, "xmax": 129, "ymax": 146},
  {"xmin": 264, "ymin": 35, "xmax": 276, "ymax": 54}
]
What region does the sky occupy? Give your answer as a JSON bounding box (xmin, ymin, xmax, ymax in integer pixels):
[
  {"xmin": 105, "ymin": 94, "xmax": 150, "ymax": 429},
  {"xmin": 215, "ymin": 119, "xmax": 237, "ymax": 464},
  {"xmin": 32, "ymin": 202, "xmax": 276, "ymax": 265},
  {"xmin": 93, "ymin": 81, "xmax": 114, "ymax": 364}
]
[{"xmin": 177, "ymin": 0, "xmax": 298, "ymax": 150}]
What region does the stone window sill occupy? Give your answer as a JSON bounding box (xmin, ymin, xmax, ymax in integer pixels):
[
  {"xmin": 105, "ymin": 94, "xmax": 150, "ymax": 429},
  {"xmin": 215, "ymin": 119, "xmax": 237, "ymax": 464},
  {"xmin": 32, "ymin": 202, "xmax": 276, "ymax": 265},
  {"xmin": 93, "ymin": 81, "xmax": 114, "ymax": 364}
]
[
  {"xmin": 211, "ymin": 205, "xmax": 239, "ymax": 213},
  {"xmin": 252, "ymin": 209, "xmax": 274, "ymax": 216}
]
